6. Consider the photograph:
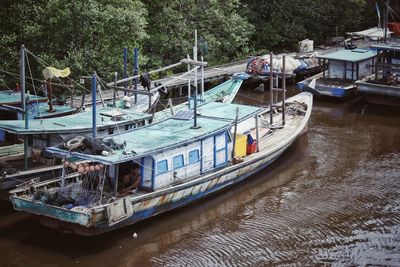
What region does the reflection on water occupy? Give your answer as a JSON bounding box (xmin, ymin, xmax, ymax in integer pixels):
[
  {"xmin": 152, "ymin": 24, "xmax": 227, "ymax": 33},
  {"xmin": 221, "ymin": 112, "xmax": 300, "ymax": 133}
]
[{"xmin": 0, "ymin": 88, "xmax": 400, "ymax": 266}]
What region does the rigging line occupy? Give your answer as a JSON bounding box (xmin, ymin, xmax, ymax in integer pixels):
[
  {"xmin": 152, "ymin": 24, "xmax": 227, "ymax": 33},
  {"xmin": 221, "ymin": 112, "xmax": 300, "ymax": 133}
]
[
  {"xmin": 387, "ymin": 5, "xmax": 400, "ymax": 21},
  {"xmin": 0, "ymin": 77, "xmax": 12, "ymax": 91},
  {"xmin": 25, "ymin": 50, "xmax": 42, "ymax": 117},
  {"xmin": 25, "ymin": 49, "xmax": 83, "ymax": 94}
]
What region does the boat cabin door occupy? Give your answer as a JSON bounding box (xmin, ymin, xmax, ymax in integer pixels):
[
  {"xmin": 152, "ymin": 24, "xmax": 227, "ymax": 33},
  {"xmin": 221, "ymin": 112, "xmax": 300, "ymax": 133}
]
[{"xmin": 140, "ymin": 156, "xmax": 154, "ymax": 191}]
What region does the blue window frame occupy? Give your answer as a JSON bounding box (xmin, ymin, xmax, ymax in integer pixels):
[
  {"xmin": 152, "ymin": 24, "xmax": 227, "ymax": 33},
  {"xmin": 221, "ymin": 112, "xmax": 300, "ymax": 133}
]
[
  {"xmin": 189, "ymin": 149, "xmax": 200, "ymax": 164},
  {"xmin": 157, "ymin": 160, "xmax": 168, "ymax": 175},
  {"xmin": 173, "ymin": 155, "xmax": 184, "ymax": 169}
]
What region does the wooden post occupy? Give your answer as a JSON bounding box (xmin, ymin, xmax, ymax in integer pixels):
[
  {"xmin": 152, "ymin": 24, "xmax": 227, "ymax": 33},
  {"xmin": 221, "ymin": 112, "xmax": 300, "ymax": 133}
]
[
  {"xmin": 92, "ymin": 72, "xmax": 97, "ymax": 139},
  {"xmin": 231, "ymin": 107, "xmax": 239, "ymax": 159},
  {"xmin": 148, "ymin": 93, "xmax": 152, "ymax": 111},
  {"xmin": 282, "ymin": 55, "xmax": 286, "ymax": 126},
  {"xmin": 269, "ymin": 52, "xmax": 273, "ymax": 125},
  {"xmin": 114, "ymin": 165, "xmax": 119, "ymax": 196},
  {"xmin": 255, "ymin": 115, "xmax": 259, "ymax": 152},
  {"xmin": 47, "ymin": 78, "xmax": 54, "ymax": 112},
  {"xmin": 168, "ymin": 98, "xmax": 174, "ymax": 116}
]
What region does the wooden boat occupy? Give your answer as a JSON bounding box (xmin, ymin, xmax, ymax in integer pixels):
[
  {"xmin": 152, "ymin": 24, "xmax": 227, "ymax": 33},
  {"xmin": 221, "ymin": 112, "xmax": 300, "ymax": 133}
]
[
  {"xmin": 297, "ymin": 49, "xmax": 377, "ymax": 98},
  {"xmin": 355, "ymin": 43, "xmax": 400, "ymax": 104},
  {"xmin": 9, "ymin": 92, "xmax": 313, "ymax": 235},
  {"xmin": 0, "ymin": 75, "xmax": 246, "ymax": 190}
]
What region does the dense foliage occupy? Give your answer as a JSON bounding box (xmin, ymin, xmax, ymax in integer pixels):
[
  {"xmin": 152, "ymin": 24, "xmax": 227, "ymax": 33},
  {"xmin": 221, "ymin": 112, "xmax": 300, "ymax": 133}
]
[{"xmin": 0, "ymin": 0, "xmax": 397, "ymax": 86}]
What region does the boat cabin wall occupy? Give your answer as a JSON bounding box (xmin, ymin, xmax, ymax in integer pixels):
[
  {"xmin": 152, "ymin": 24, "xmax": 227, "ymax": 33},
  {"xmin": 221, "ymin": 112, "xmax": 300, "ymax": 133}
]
[
  {"xmin": 151, "ymin": 131, "xmax": 231, "ymax": 191},
  {"xmin": 329, "ymin": 58, "xmax": 374, "ymax": 81},
  {"xmin": 153, "ymin": 142, "xmax": 201, "ymax": 190}
]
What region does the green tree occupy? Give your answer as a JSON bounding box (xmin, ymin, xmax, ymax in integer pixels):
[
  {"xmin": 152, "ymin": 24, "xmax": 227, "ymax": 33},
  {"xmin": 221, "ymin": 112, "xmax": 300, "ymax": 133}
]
[
  {"xmin": 142, "ymin": 0, "xmax": 254, "ymax": 68},
  {"xmin": 0, "ymin": 0, "xmax": 147, "ymax": 87}
]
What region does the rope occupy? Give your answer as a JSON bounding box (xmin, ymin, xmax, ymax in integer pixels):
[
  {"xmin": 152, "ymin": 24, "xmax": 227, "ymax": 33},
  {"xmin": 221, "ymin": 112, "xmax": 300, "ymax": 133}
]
[
  {"xmin": 64, "ymin": 136, "xmax": 85, "ymax": 151},
  {"xmin": 25, "ymin": 49, "xmax": 83, "ymax": 95},
  {"xmin": 25, "ymin": 51, "xmax": 42, "ymax": 117},
  {"xmin": 0, "ymin": 77, "xmax": 12, "ymax": 91}
]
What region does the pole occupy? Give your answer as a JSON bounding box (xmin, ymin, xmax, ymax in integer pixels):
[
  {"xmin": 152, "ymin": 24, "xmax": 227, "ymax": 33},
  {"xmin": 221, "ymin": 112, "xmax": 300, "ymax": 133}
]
[
  {"xmin": 255, "ymin": 115, "xmax": 259, "ymax": 152},
  {"xmin": 231, "ymin": 107, "xmax": 239, "ymax": 159},
  {"xmin": 269, "ymin": 52, "xmax": 273, "ymax": 125},
  {"xmin": 133, "ymin": 48, "xmax": 139, "ymax": 104},
  {"xmin": 193, "ymin": 46, "xmax": 198, "ymax": 102},
  {"xmin": 24, "ymin": 92, "xmax": 29, "ymax": 171},
  {"xmin": 384, "ymin": 0, "xmax": 389, "ymax": 43},
  {"xmin": 123, "ymin": 47, "xmax": 128, "ymax": 94},
  {"xmin": 20, "ymin": 44, "xmax": 29, "ymax": 170},
  {"xmin": 113, "ymin": 68, "xmax": 117, "ymax": 106},
  {"xmin": 192, "ymin": 53, "xmax": 200, "ymax": 129},
  {"xmin": 47, "ymin": 78, "xmax": 54, "ymax": 112},
  {"xmin": 282, "ymin": 55, "xmax": 286, "ymax": 126},
  {"xmin": 201, "ymin": 56, "xmax": 205, "ymax": 100},
  {"xmin": 92, "ymin": 72, "xmax": 97, "ymax": 139},
  {"xmin": 20, "ymin": 45, "xmax": 26, "ymax": 116},
  {"xmin": 187, "ymin": 54, "xmax": 191, "ymax": 107},
  {"xmin": 194, "ymin": 30, "xmax": 198, "ymax": 100}
]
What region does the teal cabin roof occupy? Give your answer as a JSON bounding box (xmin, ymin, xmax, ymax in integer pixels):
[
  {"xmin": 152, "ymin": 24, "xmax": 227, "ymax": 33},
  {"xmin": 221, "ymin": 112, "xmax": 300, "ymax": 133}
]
[
  {"xmin": 370, "ymin": 43, "xmax": 400, "ymax": 52},
  {"xmin": 0, "ymin": 91, "xmax": 47, "ymax": 105},
  {"xmin": 0, "ymin": 106, "xmax": 152, "ymax": 134},
  {"xmin": 47, "ymin": 102, "xmax": 263, "ymax": 164},
  {"xmin": 317, "ymin": 49, "xmax": 376, "ymax": 62}
]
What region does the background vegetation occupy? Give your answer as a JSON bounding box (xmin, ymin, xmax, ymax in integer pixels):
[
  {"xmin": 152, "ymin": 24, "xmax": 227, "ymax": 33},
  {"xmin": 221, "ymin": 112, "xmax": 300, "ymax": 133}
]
[{"xmin": 0, "ymin": 0, "xmax": 398, "ymax": 86}]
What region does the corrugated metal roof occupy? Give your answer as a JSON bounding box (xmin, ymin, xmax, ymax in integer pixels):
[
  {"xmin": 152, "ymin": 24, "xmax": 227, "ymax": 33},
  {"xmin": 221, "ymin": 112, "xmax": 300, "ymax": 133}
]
[
  {"xmin": 47, "ymin": 102, "xmax": 262, "ymax": 164},
  {"xmin": 0, "ymin": 104, "xmax": 152, "ymax": 134},
  {"xmin": 370, "ymin": 43, "xmax": 400, "ymax": 52},
  {"xmin": 0, "ymin": 91, "xmax": 47, "ymax": 105},
  {"xmin": 317, "ymin": 49, "xmax": 376, "ymax": 62}
]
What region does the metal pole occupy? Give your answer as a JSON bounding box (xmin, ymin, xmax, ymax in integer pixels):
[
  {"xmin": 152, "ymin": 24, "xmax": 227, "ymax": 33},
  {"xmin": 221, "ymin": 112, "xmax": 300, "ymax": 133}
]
[
  {"xmin": 282, "ymin": 55, "xmax": 286, "ymax": 126},
  {"xmin": 255, "ymin": 115, "xmax": 259, "ymax": 152},
  {"xmin": 113, "ymin": 69, "xmax": 117, "ymax": 106},
  {"xmin": 194, "ymin": 30, "xmax": 198, "ymax": 97},
  {"xmin": 231, "ymin": 107, "xmax": 239, "ymax": 159},
  {"xmin": 192, "ymin": 54, "xmax": 200, "ymax": 129},
  {"xmin": 20, "ymin": 45, "xmax": 26, "ymax": 117},
  {"xmin": 269, "ymin": 52, "xmax": 273, "ymax": 125},
  {"xmin": 187, "ymin": 54, "xmax": 191, "ymax": 107},
  {"xmin": 201, "ymin": 56, "xmax": 205, "ymax": 100},
  {"xmin": 193, "ymin": 46, "xmax": 198, "ymax": 101},
  {"xmin": 123, "ymin": 47, "xmax": 128, "ymax": 94},
  {"xmin": 92, "ymin": 72, "xmax": 97, "ymax": 139},
  {"xmin": 20, "ymin": 44, "xmax": 29, "ymax": 170},
  {"xmin": 24, "ymin": 92, "xmax": 29, "ymax": 171},
  {"xmin": 134, "ymin": 48, "xmax": 139, "ymax": 104}
]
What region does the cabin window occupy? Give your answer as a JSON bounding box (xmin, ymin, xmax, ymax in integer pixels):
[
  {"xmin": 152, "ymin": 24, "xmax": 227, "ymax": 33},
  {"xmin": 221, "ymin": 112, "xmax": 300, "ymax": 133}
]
[
  {"xmin": 157, "ymin": 160, "xmax": 168, "ymax": 174},
  {"xmin": 173, "ymin": 155, "xmax": 184, "ymax": 169},
  {"xmin": 189, "ymin": 149, "xmax": 200, "ymax": 164}
]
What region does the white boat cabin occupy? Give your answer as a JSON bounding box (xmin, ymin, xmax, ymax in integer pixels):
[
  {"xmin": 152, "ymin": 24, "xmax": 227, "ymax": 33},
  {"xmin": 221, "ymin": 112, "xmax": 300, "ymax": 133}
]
[{"xmin": 317, "ymin": 49, "xmax": 377, "ymax": 81}]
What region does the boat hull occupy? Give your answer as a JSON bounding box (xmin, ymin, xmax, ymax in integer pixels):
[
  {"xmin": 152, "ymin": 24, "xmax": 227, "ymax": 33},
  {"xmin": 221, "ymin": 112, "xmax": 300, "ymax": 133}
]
[
  {"xmin": 297, "ymin": 79, "xmax": 354, "ymax": 98},
  {"xmin": 33, "ymin": 139, "xmax": 294, "ymax": 235},
  {"xmin": 10, "ymin": 93, "xmax": 312, "ymax": 235}
]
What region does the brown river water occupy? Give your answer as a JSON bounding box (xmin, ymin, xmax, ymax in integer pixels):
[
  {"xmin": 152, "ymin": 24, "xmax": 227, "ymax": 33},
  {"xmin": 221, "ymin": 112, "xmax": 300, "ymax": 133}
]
[{"xmin": 0, "ymin": 85, "xmax": 399, "ymax": 266}]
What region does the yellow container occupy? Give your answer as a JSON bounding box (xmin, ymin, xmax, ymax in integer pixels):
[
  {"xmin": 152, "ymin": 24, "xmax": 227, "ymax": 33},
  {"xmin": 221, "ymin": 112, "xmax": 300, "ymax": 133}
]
[{"xmin": 234, "ymin": 134, "xmax": 247, "ymax": 158}]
